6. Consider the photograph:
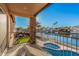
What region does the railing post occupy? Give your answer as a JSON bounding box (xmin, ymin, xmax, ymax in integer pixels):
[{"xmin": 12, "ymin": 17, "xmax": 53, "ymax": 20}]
[
  {"xmin": 76, "ymin": 38, "xmax": 78, "ymax": 54},
  {"xmin": 63, "ymin": 36, "xmax": 64, "ymax": 56},
  {"xmin": 71, "ymin": 37, "xmax": 72, "ymax": 56},
  {"xmin": 66, "ymin": 37, "xmax": 68, "ymax": 56}
]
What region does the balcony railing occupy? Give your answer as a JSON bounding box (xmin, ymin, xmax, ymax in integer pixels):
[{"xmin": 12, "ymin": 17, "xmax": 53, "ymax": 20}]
[{"xmin": 36, "ymin": 32, "xmax": 79, "ymax": 56}]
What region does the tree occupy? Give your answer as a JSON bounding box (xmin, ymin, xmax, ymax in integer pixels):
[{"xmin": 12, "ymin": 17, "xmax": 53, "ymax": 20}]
[{"xmin": 36, "ymin": 22, "xmax": 42, "ymax": 32}]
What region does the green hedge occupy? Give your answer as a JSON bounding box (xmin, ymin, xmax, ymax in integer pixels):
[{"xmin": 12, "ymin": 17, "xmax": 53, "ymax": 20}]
[{"xmin": 17, "ymin": 37, "xmax": 30, "ymax": 44}]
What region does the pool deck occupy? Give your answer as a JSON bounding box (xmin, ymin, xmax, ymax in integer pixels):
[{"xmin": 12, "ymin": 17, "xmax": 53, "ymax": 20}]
[
  {"xmin": 25, "ymin": 44, "xmax": 51, "ymax": 56},
  {"xmin": 3, "ymin": 41, "xmax": 51, "ymax": 56}
]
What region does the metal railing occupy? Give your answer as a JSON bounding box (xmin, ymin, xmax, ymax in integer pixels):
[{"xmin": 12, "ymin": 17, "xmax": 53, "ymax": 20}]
[{"xmin": 36, "ymin": 32, "xmax": 79, "ymax": 56}]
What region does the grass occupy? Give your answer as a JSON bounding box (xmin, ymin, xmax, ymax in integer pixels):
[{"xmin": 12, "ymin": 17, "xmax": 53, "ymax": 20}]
[{"xmin": 17, "ymin": 37, "xmax": 30, "ymax": 44}]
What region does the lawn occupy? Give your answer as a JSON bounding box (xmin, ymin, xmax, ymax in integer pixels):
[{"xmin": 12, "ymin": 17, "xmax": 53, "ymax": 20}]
[{"xmin": 17, "ymin": 37, "xmax": 30, "ymax": 44}]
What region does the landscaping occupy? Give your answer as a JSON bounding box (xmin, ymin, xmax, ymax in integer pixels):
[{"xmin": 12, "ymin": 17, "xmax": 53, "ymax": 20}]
[{"xmin": 16, "ymin": 37, "xmax": 30, "ymax": 44}]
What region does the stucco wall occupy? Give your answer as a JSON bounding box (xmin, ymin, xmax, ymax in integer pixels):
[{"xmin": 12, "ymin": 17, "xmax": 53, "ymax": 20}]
[
  {"xmin": 8, "ymin": 15, "xmax": 15, "ymax": 47},
  {"xmin": 0, "ymin": 14, "xmax": 7, "ymax": 55}
]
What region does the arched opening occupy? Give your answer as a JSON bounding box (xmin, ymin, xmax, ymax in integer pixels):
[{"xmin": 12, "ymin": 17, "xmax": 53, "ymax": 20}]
[{"xmin": 14, "ymin": 16, "xmax": 30, "ymax": 44}]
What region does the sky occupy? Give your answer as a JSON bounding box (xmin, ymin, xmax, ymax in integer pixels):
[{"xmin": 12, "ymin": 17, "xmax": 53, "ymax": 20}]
[
  {"xmin": 16, "ymin": 3, "xmax": 79, "ymax": 28},
  {"xmin": 15, "ymin": 16, "xmax": 30, "ymax": 28}
]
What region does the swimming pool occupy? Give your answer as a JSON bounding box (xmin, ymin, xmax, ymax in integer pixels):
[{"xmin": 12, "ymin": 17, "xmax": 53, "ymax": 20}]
[
  {"xmin": 43, "ymin": 47, "xmax": 79, "ymax": 56},
  {"xmin": 44, "ymin": 43, "xmax": 60, "ymax": 49}
]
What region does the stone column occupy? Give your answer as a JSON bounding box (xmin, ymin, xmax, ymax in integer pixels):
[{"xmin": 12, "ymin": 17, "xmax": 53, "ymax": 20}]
[{"xmin": 29, "ymin": 16, "xmax": 36, "ymax": 44}]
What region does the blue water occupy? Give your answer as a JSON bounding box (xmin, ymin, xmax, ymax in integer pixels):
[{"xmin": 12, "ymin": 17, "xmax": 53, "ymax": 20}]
[
  {"xmin": 51, "ymin": 34, "xmax": 79, "ymax": 47},
  {"xmin": 43, "ymin": 47, "xmax": 79, "ymax": 56},
  {"xmin": 37, "ymin": 33, "xmax": 79, "ymax": 47},
  {"xmin": 44, "ymin": 43, "xmax": 60, "ymax": 49}
]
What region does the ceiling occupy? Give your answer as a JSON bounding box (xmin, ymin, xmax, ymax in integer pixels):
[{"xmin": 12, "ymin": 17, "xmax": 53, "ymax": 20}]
[
  {"xmin": 0, "ymin": 3, "xmax": 51, "ymax": 18},
  {"xmin": 0, "ymin": 8, "xmax": 4, "ymax": 14}
]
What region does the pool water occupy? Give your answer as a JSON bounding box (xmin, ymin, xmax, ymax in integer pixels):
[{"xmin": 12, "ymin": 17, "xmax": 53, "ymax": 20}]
[
  {"xmin": 43, "ymin": 47, "xmax": 79, "ymax": 56},
  {"xmin": 43, "ymin": 43, "xmax": 79, "ymax": 56},
  {"xmin": 44, "ymin": 43, "xmax": 60, "ymax": 49}
]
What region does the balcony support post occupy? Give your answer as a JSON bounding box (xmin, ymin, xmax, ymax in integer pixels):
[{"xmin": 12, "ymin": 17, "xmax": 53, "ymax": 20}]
[{"xmin": 29, "ymin": 16, "xmax": 36, "ymax": 44}]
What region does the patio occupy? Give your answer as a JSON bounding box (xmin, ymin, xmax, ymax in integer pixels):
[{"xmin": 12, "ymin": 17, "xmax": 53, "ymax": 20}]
[
  {"xmin": 0, "ymin": 3, "xmax": 51, "ymax": 56},
  {"xmin": 0, "ymin": 3, "xmax": 79, "ymax": 56}
]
